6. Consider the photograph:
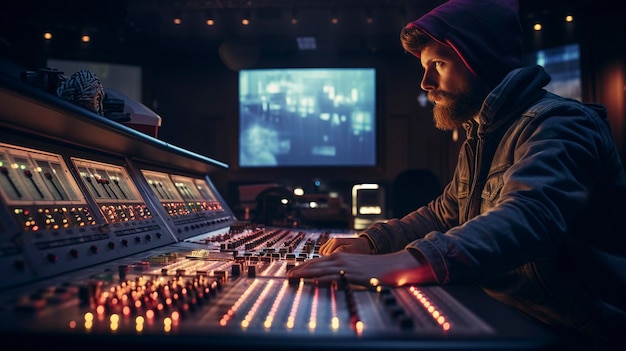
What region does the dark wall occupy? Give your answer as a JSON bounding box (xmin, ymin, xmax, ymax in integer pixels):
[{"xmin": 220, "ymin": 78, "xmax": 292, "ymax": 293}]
[{"xmin": 1, "ymin": 1, "xmax": 623, "ymax": 215}]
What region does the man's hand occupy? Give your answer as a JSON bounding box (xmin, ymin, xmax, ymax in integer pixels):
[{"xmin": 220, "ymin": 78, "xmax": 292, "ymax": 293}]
[
  {"xmin": 319, "ymin": 236, "xmax": 374, "ymax": 255},
  {"xmin": 286, "ymin": 250, "xmax": 435, "ymax": 287}
]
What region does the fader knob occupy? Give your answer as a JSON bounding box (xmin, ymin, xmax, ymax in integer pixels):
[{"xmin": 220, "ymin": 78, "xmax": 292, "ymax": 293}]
[
  {"xmin": 231, "ymin": 264, "xmax": 241, "ymax": 277},
  {"xmin": 247, "ymin": 265, "xmax": 256, "ymax": 277},
  {"xmin": 119, "ymin": 265, "xmax": 129, "ymax": 280}
]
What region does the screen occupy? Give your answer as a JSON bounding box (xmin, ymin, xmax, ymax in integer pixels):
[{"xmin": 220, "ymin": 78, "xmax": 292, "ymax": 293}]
[
  {"xmin": 238, "ymin": 68, "xmax": 376, "ymax": 168},
  {"xmin": 523, "ymin": 43, "xmax": 581, "ymax": 101}
]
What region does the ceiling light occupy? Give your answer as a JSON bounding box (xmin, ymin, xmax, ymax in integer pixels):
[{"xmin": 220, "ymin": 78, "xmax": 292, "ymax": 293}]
[
  {"xmin": 241, "ymin": 11, "xmax": 251, "ymax": 26},
  {"xmin": 205, "ymin": 10, "xmax": 215, "ymax": 26}
]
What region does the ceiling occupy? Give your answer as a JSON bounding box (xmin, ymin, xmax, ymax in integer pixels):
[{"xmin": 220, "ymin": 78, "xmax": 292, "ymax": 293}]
[{"xmin": 0, "ymin": 0, "xmax": 600, "ymax": 64}]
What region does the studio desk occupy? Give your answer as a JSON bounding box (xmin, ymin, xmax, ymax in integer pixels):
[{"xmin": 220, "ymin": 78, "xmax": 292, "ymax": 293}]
[{"xmin": 0, "ymin": 71, "xmax": 561, "ymax": 350}]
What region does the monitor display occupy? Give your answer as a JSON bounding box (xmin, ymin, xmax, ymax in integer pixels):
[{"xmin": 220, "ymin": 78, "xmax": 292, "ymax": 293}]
[
  {"xmin": 523, "ymin": 43, "xmax": 581, "ymax": 101},
  {"xmin": 238, "ymin": 68, "xmax": 376, "ymax": 168}
]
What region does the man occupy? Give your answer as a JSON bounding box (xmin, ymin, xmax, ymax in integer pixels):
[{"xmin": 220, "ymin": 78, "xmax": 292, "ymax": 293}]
[{"xmin": 286, "ymin": 0, "xmax": 626, "ymax": 349}]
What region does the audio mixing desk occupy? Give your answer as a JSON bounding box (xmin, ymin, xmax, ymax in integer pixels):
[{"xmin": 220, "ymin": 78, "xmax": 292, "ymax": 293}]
[
  {"xmin": 0, "ymin": 68, "xmax": 560, "ymax": 350},
  {"xmin": 0, "ymin": 225, "xmax": 560, "ymax": 350}
]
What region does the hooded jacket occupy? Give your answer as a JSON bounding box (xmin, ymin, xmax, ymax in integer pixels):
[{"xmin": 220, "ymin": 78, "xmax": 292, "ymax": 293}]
[{"xmin": 361, "ymin": 65, "xmax": 626, "ymax": 346}]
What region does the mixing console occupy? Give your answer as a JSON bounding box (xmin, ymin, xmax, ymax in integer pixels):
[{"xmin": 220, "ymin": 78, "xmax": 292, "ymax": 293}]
[
  {"xmin": 0, "ymin": 69, "xmax": 560, "ymax": 350},
  {"xmin": 0, "ymin": 224, "xmax": 559, "ymax": 350}
]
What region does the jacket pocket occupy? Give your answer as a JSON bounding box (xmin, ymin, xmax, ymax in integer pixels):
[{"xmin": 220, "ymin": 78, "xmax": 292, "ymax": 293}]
[{"xmin": 481, "ymin": 172, "xmax": 504, "ymax": 212}]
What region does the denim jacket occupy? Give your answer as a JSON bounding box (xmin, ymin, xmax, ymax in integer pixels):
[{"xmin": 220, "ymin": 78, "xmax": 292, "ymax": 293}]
[{"xmin": 362, "ymin": 65, "xmax": 626, "ymax": 346}]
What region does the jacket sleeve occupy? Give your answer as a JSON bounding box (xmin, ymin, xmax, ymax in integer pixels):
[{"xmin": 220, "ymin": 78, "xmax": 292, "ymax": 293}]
[{"xmin": 360, "ymin": 170, "xmax": 462, "ymax": 253}]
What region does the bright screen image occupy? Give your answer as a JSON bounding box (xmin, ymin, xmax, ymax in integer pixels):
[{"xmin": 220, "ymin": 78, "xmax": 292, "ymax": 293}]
[{"xmin": 238, "ymin": 68, "xmax": 376, "ymax": 167}]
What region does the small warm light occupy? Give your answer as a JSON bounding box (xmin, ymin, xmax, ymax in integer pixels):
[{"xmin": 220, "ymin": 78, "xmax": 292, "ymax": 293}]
[
  {"xmin": 533, "ymin": 23, "xmax": 542, "ymax": 31},
  {"xmin": 206, "ymin": 19, "xmax": 215, "ymax": 26},
  {"xmin": 173, "ymin": 17, "xmax": 182, "ymax": 25},
  {"xmin": 84, "ymin": 312, "xmax": 94, "ymax": 322},
  {"xmin": 365, "ymin": 8, "xmax": 373, "ymax": 24},
  {"xmin": 43, "ymin": 32, "xmax": 52, "ymax": 40},
  {"xmin": 452, "ymin": 128, "xmax": 459, "ymax": 142},
  {"xmin": 293, "ymin": 187, "xmax": 304, "ymax": 196},
  {"xmin": 565, "ymin": 15, "xmax": 573, "ymax": 22},
  {"xmin": 81, "ymin": 35, "xmax": 90, "ymax": 43},
  {"xmin": 331, "ymin": 316, "xmax": 340, "ymax": 330},
  {"xmin": 355, "ymin": 320, "xmax": 364, "ymax": 335},
  {"xmin": 331, "ymin": 17, "xmax": 339, "ymax": 24},
  {"xmin": 241, "ymin": 18, "xmax": 250, "ymax": 25},
  {"xmin": 290, "ymin": 9, "xmax": 299, "ymax": 25}
]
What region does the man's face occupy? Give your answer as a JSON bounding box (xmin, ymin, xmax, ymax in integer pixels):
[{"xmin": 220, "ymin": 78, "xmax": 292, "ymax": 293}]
[{"xmin": 419, "ymin": 42, "xmax": 490, "ymax": 130}]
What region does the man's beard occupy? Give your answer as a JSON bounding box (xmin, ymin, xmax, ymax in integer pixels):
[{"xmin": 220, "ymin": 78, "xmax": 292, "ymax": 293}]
[{"xmin": 429, "ymin": 86, "xmax": 487, "ymax": 131}]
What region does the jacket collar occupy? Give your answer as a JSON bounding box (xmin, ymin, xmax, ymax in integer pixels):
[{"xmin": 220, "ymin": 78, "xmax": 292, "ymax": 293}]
[{"xmin": 470, "ymin": 65, "xmax": 551, "ymax": 137}]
